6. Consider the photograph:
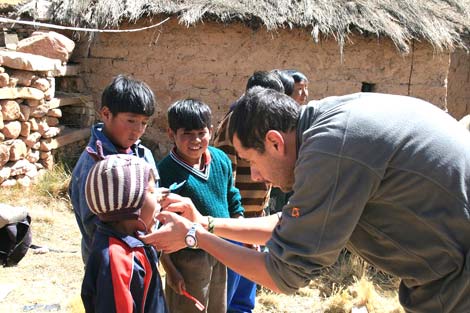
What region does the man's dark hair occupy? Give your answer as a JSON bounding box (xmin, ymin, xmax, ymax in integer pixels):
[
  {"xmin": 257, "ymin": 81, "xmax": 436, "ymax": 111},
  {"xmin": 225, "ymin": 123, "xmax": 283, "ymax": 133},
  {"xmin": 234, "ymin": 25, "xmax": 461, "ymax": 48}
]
[
  {"xmin": 229, "ymin": 87, "xmax": 299, "ymax": 152},
  {"xmin": 101, "ymin": 74, "xmax": 155, "ymax": 116},
  {"xmin": 272, "ymin": 69, "xmax": 295, "ymax": 96},
  {"xmin": 245, "ymin": 71, "xmax": 284, "ymax": 93},
  {"xmin": 167, "ymin": 98, "xmax": 212, "ymax": 132}
]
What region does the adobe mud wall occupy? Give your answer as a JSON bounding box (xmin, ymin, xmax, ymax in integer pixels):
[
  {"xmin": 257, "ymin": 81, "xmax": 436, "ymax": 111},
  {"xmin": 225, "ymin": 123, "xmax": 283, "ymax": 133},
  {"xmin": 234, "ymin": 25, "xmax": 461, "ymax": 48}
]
[
  {"xmin": 72, "ymin": 18, "xmax": 451, "ymax": 159},
  {"xmin": 447, "ymin": 49, "xmax": 470, "ymax": 120}
]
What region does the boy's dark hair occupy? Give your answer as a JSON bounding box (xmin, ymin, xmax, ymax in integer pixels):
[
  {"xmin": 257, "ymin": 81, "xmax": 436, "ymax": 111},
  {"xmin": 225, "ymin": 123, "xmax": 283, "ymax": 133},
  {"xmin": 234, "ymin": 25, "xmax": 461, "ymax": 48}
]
[
  {"xmin": 285, "ymin": 69, "xmax": 309, "ymax": 83},
  {"xmin": 245, "ymin": 71, "xmax": 284, "ymax": 93},
  {"xmin": 272, "ymin": 69, "xmax": 295, "ymax": 96},
  {"xmin": 101, "ymin": 74, "xmax": 155, "ymax": 116},
  {"xmin": 229, "ymin": 87, "xmax": 299, "ymax": 153},
  {"xmin": 167, "ymin": 99, "xmax": 212, "ymax": 132}
]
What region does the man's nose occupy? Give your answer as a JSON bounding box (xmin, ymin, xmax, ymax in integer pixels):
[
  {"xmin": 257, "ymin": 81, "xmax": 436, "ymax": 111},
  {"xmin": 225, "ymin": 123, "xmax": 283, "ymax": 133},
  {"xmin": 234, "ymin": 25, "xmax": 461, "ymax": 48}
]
[{"xmin": 250, "ymin": 167, "xmax": 263, "ymax": 182}]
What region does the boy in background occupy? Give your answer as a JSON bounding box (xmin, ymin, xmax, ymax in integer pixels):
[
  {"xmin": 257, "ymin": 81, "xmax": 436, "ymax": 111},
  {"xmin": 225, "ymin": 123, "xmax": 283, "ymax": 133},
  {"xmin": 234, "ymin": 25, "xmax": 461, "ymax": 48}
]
[
  {"xmin": 69, "ymin": 74, "xmax": 158, "ymax": 264},
  {"xmin": 81, "ymin": 154, "xmax": 168, "ymax": 313},
  {"xmin": 158, "ymin": 99, "xmax": 244, "ymax": 313}
]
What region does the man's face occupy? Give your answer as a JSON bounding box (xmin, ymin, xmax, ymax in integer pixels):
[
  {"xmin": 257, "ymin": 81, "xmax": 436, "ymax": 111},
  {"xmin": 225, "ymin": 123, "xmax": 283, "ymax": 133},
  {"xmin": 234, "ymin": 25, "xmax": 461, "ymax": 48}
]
[
  {"xmin": 101, "ymin": 107, "xmax": 149, "ymax": 149},
  {"xmin": 233, "ymin": 134, "xmax": 295, "ymax": 192}
]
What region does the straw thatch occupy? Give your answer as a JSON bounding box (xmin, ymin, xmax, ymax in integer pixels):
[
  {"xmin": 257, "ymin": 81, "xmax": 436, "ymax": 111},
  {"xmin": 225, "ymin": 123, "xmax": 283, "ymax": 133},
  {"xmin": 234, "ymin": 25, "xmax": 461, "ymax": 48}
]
[{"xmin": 16, "ymin": 0, "xmax": 470, "ymax": 53}]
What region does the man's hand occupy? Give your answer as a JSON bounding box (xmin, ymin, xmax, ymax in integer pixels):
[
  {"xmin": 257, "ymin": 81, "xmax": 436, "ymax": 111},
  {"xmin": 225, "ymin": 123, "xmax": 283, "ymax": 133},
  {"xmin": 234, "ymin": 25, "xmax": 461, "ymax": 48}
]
[
  {"xmin": 139, "ymin": 211, "xmax": 192, "ymax": 253},
  {"xmin": 160, "ymin": 193, "xmax": 205, "ymax": 224}
]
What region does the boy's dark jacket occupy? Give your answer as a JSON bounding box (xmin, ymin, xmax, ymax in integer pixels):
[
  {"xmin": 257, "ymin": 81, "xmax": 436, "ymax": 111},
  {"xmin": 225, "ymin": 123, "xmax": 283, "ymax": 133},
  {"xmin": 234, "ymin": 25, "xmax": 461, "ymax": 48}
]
[{"xmin": 81, "ymin": 222, "xmax": 168, "ymax": 313}]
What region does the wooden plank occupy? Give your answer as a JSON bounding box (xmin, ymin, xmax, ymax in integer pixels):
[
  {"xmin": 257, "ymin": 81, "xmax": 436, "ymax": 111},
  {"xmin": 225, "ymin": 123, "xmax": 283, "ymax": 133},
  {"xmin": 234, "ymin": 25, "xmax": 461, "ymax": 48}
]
[
  {"xmin": 47, "ymin": 92, "xmax": 94, "ymax": 109},
  {"xmin": 49, "ymin": 127, "xmax": 90, "ymax": 149}
]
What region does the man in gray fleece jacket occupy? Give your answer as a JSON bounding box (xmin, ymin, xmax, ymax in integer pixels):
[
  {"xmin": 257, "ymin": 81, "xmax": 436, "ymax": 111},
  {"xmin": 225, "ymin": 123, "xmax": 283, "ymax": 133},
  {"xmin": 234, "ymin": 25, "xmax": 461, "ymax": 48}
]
[{"xmin": 142, "ymin": 87, "xmax": 470, "ymax": 313}]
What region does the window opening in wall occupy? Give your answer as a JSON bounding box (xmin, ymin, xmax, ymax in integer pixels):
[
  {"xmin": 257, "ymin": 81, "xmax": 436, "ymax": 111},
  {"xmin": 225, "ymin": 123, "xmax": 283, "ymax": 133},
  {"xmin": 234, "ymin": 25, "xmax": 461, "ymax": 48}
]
[{"xmin": 361, "ymin": 82, "xmax": 376, "ymax": 92}]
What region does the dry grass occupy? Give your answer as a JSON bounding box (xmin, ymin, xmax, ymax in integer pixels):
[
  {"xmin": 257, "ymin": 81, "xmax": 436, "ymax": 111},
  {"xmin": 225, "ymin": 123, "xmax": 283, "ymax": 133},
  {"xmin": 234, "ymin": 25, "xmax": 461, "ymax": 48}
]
[{"xmin": 0, "ymin": 161, "xmax": 403, "ymax": 312}]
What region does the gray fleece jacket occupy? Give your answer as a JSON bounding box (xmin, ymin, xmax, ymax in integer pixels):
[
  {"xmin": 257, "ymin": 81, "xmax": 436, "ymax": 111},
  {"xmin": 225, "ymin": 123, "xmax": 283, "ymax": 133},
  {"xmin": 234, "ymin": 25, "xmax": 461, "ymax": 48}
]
[{"xmin": 265, "ymin": 93, "xmax": 470, "ymax": 312}]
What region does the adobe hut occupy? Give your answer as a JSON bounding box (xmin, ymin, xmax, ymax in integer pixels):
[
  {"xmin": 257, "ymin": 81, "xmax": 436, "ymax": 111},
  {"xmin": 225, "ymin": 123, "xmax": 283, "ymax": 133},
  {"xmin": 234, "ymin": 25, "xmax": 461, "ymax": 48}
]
[{"xmin": 16, "ymin": 0, "xmax": 470, "ymax": 159}]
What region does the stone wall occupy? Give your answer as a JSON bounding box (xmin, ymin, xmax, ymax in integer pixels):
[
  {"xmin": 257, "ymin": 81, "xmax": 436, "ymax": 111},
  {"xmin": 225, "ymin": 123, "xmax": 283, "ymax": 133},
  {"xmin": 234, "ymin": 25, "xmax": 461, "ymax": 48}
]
[
  {"xmin": 72, "ymin": 18, "xmax": 451, "ymax": 159},
  {"xmin": 447, "ymin": 49, "xmax": 470, "ymax": 120}
]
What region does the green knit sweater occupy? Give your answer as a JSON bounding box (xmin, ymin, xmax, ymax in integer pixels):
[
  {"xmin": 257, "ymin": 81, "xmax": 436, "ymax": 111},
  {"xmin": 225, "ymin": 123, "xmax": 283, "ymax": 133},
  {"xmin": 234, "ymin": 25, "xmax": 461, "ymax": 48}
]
[{"xmin": 157, "ymin": 146, "xmax": 244, "ymax": 218}]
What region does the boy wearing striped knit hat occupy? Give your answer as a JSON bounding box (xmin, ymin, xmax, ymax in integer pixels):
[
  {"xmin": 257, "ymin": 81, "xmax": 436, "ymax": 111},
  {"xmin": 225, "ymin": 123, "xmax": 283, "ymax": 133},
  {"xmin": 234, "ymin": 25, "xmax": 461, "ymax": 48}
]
[{"xmin": 81, "ymin": 153, "xmax": 168, "ymax": 313}]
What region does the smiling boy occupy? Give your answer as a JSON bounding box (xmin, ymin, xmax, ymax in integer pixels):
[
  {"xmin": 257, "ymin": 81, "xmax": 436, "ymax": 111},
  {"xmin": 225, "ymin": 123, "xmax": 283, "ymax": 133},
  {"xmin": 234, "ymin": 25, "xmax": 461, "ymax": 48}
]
[{"xmin": 69, "ymin": 74, "xmax": 158, "ymax": 264}]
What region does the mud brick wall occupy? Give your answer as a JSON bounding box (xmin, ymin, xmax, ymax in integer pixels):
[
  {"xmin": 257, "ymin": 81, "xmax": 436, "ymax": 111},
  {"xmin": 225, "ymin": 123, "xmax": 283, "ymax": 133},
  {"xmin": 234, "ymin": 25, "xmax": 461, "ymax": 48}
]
[{"xmin": 69, "ymin": 18, "xmax": 452, "ymax": 159}]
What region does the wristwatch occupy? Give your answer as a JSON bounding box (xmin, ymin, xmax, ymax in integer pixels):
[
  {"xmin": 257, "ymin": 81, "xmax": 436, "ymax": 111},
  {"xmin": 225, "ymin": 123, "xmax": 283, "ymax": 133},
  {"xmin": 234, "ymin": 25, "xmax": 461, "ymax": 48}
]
[{"xmin": 185, "ymin": 223, "xmax": 199, "ymax": 249}]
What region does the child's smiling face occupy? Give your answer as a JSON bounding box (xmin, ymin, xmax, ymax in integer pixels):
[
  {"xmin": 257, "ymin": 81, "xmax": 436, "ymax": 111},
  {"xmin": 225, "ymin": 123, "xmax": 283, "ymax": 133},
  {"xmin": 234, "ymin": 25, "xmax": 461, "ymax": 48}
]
[{"xmin": 169, "ymin": 127, "xmax": 213, "ymax": 166}]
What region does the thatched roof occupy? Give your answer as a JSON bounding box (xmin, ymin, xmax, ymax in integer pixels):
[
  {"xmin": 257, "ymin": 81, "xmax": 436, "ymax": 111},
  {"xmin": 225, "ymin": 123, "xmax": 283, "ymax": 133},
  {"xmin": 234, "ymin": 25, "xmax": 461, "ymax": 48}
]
[{"xmin": 16, "ymin": 0, "xmax": 470, "ymax": 53}]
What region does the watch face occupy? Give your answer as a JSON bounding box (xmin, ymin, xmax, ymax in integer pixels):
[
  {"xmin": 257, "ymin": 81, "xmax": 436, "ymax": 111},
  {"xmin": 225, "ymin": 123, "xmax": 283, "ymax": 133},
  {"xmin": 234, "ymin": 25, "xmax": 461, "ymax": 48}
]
[{"xmin": 185, "ymin": 235, "xmax": 196, "ymax": 247}]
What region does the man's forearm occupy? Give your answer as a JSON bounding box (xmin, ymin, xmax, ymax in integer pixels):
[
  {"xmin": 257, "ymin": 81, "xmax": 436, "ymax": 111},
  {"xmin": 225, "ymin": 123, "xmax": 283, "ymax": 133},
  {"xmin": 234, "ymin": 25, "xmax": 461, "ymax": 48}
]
[
  {"xmin": 201, "ymin": 213, "xmax": 280, "ymax": 245},
  {"xmin": 197, "ymin": 229, "xmax": 282, "ymax": 293}
]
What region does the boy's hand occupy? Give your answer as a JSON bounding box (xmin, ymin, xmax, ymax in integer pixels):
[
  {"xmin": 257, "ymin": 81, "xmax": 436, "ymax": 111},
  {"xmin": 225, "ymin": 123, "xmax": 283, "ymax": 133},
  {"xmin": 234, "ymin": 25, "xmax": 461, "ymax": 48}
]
[
  {"xmin": 160, "ymin": 193, "xmax": 204, "ymax": 224},
  {"xmin": 166, "ymin": 268, "xmax": 186, "ymax": 295}
]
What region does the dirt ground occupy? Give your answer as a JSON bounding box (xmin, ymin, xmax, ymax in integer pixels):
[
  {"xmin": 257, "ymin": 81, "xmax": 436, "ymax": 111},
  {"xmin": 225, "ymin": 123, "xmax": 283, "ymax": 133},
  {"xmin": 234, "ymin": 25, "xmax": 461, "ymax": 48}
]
[
  {"xmin": 0, "ymin": 198, "xmax": 83, "ymax": 312},
  {"xmin": 0, "ymin": 187, "xmax": 402, "ymax": 313}
]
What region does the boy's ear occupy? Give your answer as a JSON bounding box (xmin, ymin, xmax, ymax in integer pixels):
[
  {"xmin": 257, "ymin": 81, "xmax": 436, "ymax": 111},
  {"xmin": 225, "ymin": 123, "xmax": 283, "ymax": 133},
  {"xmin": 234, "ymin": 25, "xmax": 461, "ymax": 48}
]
[
  {"xmin": 167, "ymin": 128, "xmax": 175, "ymax": 142},
  {"xmin": 100, "ymin": 106, "xmax": 112, "ymax": 122}
]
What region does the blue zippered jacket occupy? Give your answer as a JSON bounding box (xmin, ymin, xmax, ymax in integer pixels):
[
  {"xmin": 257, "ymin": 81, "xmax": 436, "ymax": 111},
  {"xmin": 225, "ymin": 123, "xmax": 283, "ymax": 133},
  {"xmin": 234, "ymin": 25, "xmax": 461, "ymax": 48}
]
[
  {"xmin": 69, "ymin": 123, "xmax": 158, "ymax": 264},
  {"xmin": 82, "ymin": 223, "xmax": 168, "ymax": 313}
]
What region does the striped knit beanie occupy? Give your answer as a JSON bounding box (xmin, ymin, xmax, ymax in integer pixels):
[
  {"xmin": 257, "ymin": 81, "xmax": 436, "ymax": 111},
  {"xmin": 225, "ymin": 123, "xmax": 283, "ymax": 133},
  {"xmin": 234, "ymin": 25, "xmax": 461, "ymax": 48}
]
[{"xmin": 85, "ymin": 154, "xmax": 156, "ymax": 222}]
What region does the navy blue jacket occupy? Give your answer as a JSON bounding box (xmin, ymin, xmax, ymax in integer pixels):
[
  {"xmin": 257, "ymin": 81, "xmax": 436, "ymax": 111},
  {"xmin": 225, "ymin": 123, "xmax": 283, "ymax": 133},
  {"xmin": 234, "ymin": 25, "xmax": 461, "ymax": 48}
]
[{"xmin": 82, "ymin": 223, "xmax": 168, "ymax": 313}]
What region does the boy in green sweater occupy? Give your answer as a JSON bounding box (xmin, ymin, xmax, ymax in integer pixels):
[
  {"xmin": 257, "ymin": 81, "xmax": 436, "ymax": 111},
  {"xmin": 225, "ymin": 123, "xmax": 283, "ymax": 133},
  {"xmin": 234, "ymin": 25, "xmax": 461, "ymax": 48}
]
[{"xmin": 158, "ymin": 99, "xmax": 244, "ymax": 313}]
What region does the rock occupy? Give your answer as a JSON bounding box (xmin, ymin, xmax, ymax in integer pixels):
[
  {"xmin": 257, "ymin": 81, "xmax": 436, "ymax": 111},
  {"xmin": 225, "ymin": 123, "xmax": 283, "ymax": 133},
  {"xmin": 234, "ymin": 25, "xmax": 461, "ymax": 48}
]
[
  {"xmin": 31, "ymin": 78, "xmax": 50, "ymax": 92},
  {"xmin": 16, "ymin": 31, "xmax": 75, "ymax": 64},
  {"xmin": 40, "ymin": 152, "xmax": 53, "ymax": 169},
  {"xmin": 25, "ymin": 99, "xmax": 43, "ymax": 107},
  {"xmin": 10, "ymin": 159, "xmax": 31, "ymax": 176},
  {"xmin": 0, "ymin": 49, "xmax": 62, "ymax": 71},
  {"xmin": 1, "ymin": 100, "xmax": 20, "ymax": 121},
  {"xmin": 3, "ymin": 121, "xmax": 21, "ymax": 139},
  {"xmin": 8, "ymin": 69, "xmax": 36, "ymax": 87},
  {"xmin": 1, "ymin": 178, "xmax": 17, "ymax": 187},
  {"xmin": 0, "ymin": 144, "xmax": 10, "ymax": 167},
  {"xmin": 0, "ymin": 87, "xmax": 44, "ymax": 100},
  {"xmin": 42, "ymin": 126, "xmax": 60, "ymax": 138},
  {"xmin": 0, "ymin": 166, "xmax": 11, "ymax": 184},
  {"xmin": 26, "ymin": 149, "xmax": 40, "ymax": 163},
  {"xmin": 20, "ymin": 121, "xmax": 31, "ymax": 137},
  {"xmin": 30, "ymin": 105, "xmax": 49, "ymax": 118},
  {"xmin": 45, "ymin": 116, "xmax": 59, "ymax": 126},
  {"xmin": 0, "ymin": 72, "xmax": 9, "ymax": 87},
  {"xmin": 9, "ymin": 139, "xmax": 27, "ymax": 161},
  {"xmin": 25, "ymin": 132, "xmax": 41, "ymax": 147},
  {"xmin": 28, "ymin": 118, "xmax": 39, "ymax": 131},
  {"xmin": 19, "ymin": 104, "xmax": 31, "ymax": 121},
  {"xmin": 47, "ymin": 108, "xmax": 61, "ymax": 118}
]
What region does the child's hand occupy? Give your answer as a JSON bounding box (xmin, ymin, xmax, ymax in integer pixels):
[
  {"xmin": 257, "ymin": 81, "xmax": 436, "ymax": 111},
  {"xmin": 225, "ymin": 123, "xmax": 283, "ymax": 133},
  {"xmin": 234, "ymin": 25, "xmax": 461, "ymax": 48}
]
[{"xmin": 166, "ymin": 269, "xmax": 186, "ymax": 295}]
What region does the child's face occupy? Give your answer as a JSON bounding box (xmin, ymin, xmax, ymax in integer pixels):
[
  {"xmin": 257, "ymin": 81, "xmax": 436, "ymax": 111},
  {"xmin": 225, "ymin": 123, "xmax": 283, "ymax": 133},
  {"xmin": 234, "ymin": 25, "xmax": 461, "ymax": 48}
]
[
  {"xmin": 140, "ymin": 175, "xmax": 159, "ymax": 233},
  {"xmin": 292, "ymin": 80, "xmax": 309, "ymax": 105},
  {"xmin": 169, "ymin": 127, "xmax": 212, "ymax": 165},
  {"xmin": 101, "ymin": 107, "xmax": 150, "ymax": 149}
]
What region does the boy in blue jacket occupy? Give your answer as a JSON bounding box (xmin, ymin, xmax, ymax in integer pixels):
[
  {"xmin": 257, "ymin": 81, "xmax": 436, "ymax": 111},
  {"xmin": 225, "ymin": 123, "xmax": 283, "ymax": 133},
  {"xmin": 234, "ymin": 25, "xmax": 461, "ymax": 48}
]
[{"xmin": 69, "ymin": 74, "xmax": 158, "ymax": 264}]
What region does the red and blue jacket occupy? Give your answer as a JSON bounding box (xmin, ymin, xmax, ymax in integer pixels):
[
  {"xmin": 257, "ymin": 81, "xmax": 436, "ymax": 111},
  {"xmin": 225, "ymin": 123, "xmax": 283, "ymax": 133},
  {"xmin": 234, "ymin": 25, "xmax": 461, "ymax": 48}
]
[{"xmin": 82, "ymin": 223, "xmax": 168, "ymax": 313}]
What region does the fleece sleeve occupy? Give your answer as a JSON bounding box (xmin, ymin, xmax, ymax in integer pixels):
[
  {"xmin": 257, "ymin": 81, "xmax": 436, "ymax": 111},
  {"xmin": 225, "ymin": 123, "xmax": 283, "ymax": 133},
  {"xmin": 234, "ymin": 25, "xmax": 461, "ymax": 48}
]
[{"xmin": 265, "ymin": 148, "xmax": 381, "ymax": 294}]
